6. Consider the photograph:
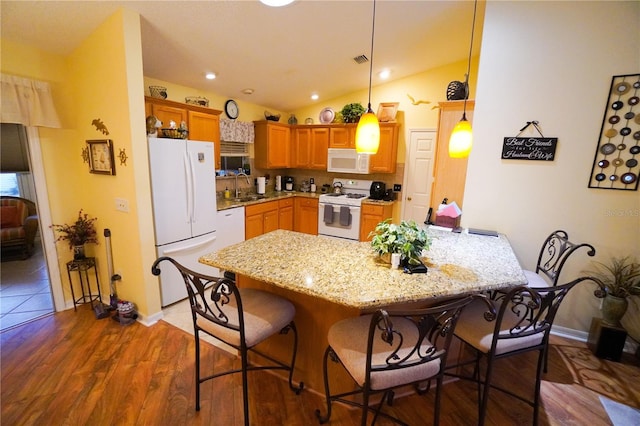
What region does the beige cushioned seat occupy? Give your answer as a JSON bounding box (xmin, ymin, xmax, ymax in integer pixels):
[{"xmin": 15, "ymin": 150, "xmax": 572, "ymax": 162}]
[
  {"xmin": 328, "ymin": 314, "xmax": 441, "ymax": 390},
  {"xmin": 454, "ymin": 298, "xmax": 543, "ymax": 355},
  {"xmin": 197, "ymin": 287, "xmax": 295, "ymax": 348}
]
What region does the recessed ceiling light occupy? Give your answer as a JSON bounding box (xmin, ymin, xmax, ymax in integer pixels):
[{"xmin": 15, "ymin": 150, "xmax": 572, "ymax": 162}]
[
  {"xmin": 260, "ymin": 0, "xmax": 295, "ymax": 7},
  {"xmin": 311, "ymin": 93, "xmax": 319, "ymax": 101},
  {"xmin": 379, "ymin": 69, "xmax": 390, "ymax": 80},
  {"xmin": 205, "ymin": 72, "xmax": 216, "ymax": 80},
  {"xmin": 242, "ymin": 88, "xmax": 254, "ymax": 95}
]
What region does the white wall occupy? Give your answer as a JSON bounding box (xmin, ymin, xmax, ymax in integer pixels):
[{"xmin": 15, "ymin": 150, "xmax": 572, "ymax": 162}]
[{"xmin": 464, "ymin": 1, "xmax": 640, "ymax": 333}]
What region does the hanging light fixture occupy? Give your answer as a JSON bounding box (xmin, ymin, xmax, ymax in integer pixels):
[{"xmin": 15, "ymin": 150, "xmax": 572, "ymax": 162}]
[
  {"xmin": 449, "ymin": 0, "xmax": 478, "ymax": 158},
  {"xmin": 355, "ymin": 0, "xmax": 380, "ymax": 154}
]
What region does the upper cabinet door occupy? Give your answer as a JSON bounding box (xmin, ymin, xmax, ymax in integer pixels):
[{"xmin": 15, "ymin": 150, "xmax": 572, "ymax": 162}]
[
  {"xmin": 152, "ymin": 104, "xmax": 187, "ymax": 129},
  {"xmin": 329, "ymin": 126, "xmax": 355, "ymax": 148},
  {"xmin": 369, "ymin": 123, "xmax": 399, "ymax": 173},
  {"xmin": 254, "ymin": 121, "xmax": 291, "ymax": 169}
]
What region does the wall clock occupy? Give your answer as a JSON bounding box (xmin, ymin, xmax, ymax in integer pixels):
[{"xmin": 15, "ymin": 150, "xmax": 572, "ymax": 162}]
[{"xmin": 224, "ymin": 99, "xmax": 239, "ymax": 119}]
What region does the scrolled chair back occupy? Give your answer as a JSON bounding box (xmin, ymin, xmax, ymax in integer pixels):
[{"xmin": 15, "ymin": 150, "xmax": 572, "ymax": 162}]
[
  {"xmin": 365, "ymin": 294, "xmax": 492, "ymax": 376},
  {"xmin": 151, "ymin": 256, "xmax": 244, "ymax": 333}
]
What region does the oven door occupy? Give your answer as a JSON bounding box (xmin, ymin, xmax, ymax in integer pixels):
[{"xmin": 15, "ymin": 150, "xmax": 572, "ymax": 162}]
[{"xmin": 318, "ymin": 202, "xmax": 361, "ymax": 241}]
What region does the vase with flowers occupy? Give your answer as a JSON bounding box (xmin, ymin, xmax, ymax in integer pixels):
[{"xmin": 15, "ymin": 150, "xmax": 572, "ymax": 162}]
[{"xmin": 51, "ymin": 210, "xmax": 98, "ymax": 259}]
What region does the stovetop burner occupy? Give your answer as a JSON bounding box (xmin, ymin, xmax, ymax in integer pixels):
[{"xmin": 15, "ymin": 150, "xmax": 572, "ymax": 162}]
[{"xmin": 346, "ymin": 193, "xmax": 366, "ymax": 199}]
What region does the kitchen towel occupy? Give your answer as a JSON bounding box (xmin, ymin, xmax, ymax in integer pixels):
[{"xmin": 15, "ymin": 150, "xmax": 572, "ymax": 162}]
[
  {"xmin": 323, "ymin": 205, "xmax": 333, "ymax": 224},
  {"xmin": 339, "ymin": 206, "xmax": 351, "ymax": 226}
]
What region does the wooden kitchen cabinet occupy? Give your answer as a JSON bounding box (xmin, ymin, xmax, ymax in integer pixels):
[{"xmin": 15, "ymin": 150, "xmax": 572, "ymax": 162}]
[
  {"xmin": 430, "ymin": 100, "xmax": 474, "ymax": 214},
  {"xmin": 245, "ymin": 200, "xmax": 280, "ymax": 240},
  {"xmin": 360, "ymin": 203, "xmax": 394, "ymax": 242},
  {"xmin": 188, "ymin": 110, "xmax": 221, "ymax": 169},
  {"xmin": 294, "ymin": 197, "xmax": 318, "ymax": 235},
  {"xmin": 329, "ymin": 126, "xmax": 355, "ymax": 148},
  {"xmin": 145, "ymin": 96, "xmax": 222, "ymax": 169},
  {"xmin": 278, "ymin": 198, "xmax": 294, "ymax": 231},
  {"xmin": 291, "ymin": 127, "xmax": 329, "ymax": 170},
  {"xmin": 254, "ymin": 121, "xmax": 291, "ymax": 169},
  {"xmin": 369, "ymin": 123, "xmax": 400, "ymax": 173}
]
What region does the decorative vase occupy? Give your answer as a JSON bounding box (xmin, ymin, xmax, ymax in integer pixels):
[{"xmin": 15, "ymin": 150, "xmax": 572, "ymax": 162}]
[
  {"xmin": 288, "ymin": 114, "xmax": 298, "ymax": 125},
  {"xmin": 73, "ymin": 245, "xmax": 86, "ymax": 260},
  {"xmin": 602, "ymin": 294, "xmax": 628, "ymax": 326}
]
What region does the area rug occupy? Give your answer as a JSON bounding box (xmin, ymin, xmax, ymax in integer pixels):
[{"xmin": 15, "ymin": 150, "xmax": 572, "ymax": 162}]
[
  {"xmin": 554, "ymin": 344, "xmax": 640, "ymax": 406},
  {"xmin": 600, "ymin": 396, "xmax": 640, "ymax": 425}
]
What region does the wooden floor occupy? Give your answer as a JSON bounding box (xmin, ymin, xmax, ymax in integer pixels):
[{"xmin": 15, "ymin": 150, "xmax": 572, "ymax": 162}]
[{"xmin": 2, "ymin": 305, "xmax": 639, "ymax": 426}]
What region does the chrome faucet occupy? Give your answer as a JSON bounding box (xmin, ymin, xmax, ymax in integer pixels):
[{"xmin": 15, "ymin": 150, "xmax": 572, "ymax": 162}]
[{"xmin": 234, "ymin": 171, "xmax": 251, "ymax": 198}]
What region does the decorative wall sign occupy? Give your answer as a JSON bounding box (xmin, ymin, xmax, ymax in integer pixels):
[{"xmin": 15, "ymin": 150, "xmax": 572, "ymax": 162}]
[
  {"xmin": 87, "ymin": 139, "xmax": 115, "ymax": 175},
  {"xmin": 91, "ymin": 118, "xmax": 109, "ymax": 135},
  {"xmin": 501, "ymin": 121, "xmax": 558, "ymax": 161},
  {"xmin": 588, "ymin": 73, "xmax": 640, "ymax": 191}
]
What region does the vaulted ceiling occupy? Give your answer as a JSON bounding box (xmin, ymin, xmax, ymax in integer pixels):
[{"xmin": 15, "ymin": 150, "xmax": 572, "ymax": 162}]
[{"xmin": 1, "ymin": 0, "xmax": 484, "ymax": 111}]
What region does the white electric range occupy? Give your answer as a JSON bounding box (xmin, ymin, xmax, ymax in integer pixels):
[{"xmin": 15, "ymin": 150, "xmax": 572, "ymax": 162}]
[{"xmin": 318, "ymin": 178, "xmax": 372, "ymax": 241}]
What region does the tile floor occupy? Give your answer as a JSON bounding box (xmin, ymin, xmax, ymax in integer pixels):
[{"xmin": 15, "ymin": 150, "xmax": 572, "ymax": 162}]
[{"xmin": 0, "ymin": 243, "xmax": 54, "ymax": 331}]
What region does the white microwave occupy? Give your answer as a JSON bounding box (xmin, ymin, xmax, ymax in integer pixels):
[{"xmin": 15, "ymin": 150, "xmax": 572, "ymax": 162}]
[{"xmin": 327, "ymin": 148, "xmax": 371, "ymax": 174}]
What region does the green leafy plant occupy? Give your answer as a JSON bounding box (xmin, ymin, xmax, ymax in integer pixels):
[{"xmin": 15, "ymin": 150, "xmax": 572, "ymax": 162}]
[
  {"xmin": 369, "ymin": 219, "xmax": 431, "ymax": 265},
  {"xmin": 51, "ymin": 209, "xmax": 99, "ymax": 249},
  {"xmin": 340, "ymin": 103, "xmax": 366, "ymax": 123},
  {"xmin": 588, "ymin": 256, "xmax": 640, "ymax": 299}
]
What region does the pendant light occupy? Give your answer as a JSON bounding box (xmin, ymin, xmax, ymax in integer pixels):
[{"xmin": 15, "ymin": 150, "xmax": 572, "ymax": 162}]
[
  {"xmin": 449, "ymin": 0, "xmax": 478, "ymax": 158},
  {"xmin": 355, "ymin": 0, "xmax": 380, "ymax": 154}
]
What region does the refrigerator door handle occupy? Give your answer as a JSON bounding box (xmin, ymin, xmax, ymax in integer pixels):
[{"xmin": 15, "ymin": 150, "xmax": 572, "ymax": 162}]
[
  {"xmin": 184, "ymin": 152, "xmax": 194, "ymax": 223},
  {"xmin": 161, "ymin": 235, "xmax": 217, "ymax": 255},
  {"xmin": 188, "ymin": 151, "xmax": 197, "ymax": 223}
]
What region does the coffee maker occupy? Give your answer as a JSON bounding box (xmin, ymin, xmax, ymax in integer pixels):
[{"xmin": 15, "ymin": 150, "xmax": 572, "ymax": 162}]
[{"xmin": 284, "ymin": 176, "xmax": 294, "ymax": 191}]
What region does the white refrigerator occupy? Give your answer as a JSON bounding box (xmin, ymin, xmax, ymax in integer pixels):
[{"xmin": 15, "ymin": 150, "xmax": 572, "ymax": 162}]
[{"xmin": 148, "ymin": 137, "xmax": 219, "ymax": 306}]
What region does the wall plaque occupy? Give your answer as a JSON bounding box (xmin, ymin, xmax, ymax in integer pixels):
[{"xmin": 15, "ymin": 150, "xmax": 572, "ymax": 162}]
[{"xmin": 501, "ymin": 137, "xmax": 558, "ymax": 161}]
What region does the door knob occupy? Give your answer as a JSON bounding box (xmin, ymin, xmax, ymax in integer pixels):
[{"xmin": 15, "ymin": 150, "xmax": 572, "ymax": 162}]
[{"xmin": 407, "ymin": 197, "xmax": 412, "ymax": 201}]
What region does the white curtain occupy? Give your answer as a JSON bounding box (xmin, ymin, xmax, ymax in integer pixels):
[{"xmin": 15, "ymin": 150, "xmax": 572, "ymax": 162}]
[{"xmin": 1, "ymin": 73, "xmax": 61, "ymax": 128}]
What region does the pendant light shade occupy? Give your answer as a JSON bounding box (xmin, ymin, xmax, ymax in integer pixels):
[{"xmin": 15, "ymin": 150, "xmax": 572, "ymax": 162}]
[
  {"xmin": 356, "ymin": 0, "xmax": 380, "ymax": 154},
  {"xmin": 355, "ymin": 110, "xmax": 380, "ymax": 154},
  {"xmin": 448, "ymin": 114, "xmax": 473, "ymax": 158},
  {"xmin": 449, "ymin": 0, "xmax": 478, "ymax": 158}
]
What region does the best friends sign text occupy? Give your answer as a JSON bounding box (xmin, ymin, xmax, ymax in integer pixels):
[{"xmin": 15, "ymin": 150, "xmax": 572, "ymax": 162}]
[{"xmin": 501, "ymin": 137, "xmax": 558, "ymax": 161}]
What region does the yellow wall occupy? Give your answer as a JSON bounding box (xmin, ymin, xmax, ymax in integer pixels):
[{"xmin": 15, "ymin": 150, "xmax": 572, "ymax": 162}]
[
  {"xmin": 67, "ymin": 8, "xmax": 156, "ymax": 316},
  {"xmin": 2, "ymin": 10, "xmax": 158, "ymax": 318}
]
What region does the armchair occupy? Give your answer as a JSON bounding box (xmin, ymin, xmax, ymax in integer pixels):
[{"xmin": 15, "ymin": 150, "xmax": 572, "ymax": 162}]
[{"xmin": 1, "ymin": 196, "xmax": 38, "ymax": 259}]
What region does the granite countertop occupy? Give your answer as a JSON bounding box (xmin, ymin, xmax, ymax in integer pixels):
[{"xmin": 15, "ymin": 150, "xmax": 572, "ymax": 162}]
[
  {"xmin": 217, "ymin": 191, "xmax": 320, "ymax": 211},
  {"xmin": 199, "ymin": 228, "xmax": 526, "ymax": 309}
]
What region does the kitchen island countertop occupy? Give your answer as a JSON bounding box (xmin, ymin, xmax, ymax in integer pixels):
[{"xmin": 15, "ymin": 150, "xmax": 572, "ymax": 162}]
[{"xmin": 199, "ymin": 228, "xmax": 526, "ymax": 309}]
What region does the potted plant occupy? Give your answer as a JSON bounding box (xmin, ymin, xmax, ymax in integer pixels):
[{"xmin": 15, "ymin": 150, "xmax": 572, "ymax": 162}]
[
  {"xmin": 588, "ymin": 256, "xmax": 640, "ymax": 326},
  {"xmin": 340, "ymin": 103, "xmax": 366, "ymax": 123},
  {"xmin": 369, "ymin": 219, "xmax": 432, "ymax": 266},
  {"xmin": 51, "ymin": 209, "xmax": 99, "ymax": 259}
]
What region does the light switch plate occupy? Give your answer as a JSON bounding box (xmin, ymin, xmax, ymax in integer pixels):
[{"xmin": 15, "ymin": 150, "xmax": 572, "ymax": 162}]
[
  {"xmin": 393, "ymin": 184, "xmax": 401, "ymax": 192},
  {"xmin": 115, "ymin": 197, "xmax": 129, "ymax": 212}
]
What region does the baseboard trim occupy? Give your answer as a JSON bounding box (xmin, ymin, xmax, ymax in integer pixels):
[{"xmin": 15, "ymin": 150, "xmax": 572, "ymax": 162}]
[{"xmin": 552, "ymin": 324, "xmax": 639, "ymax": 354}]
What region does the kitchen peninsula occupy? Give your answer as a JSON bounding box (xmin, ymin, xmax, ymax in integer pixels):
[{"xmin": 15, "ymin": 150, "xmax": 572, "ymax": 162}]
[{"xmin": 199, "ymin": 228, "xmax": 526, "ymax": 391}]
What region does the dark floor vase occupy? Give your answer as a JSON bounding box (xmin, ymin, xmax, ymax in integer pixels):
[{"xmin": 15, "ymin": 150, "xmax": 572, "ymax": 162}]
[{"xmin": 602, "ymin": 295, "xmax": 628, "ymax": 326}]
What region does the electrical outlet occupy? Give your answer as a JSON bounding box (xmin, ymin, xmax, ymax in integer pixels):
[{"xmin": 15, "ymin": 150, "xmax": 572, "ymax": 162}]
[
  {"xmin": 115, "ymin": 197, "xmax": 129, "ymax": 212},
  {"xmin": 393, "ymin": 184, "xmax": 402, "ymax": 192}
]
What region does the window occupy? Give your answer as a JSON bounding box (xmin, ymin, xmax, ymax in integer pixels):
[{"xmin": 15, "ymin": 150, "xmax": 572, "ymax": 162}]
[{"xmin": 0, "ymin": 173, "xmax": 19, "ymax": 196}]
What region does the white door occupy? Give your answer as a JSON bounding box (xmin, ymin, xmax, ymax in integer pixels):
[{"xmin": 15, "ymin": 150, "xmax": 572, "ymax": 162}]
[
  {"xmin": 402, "ymin": 129, "xmax": 437, "ymax": 224},
  {"xmin": 187, "ymin": 141, "xmax": 217, "ymax": 237},
  {"xmin": 149, "ymin": 138, "xmax": 191, "ymax": 245}
]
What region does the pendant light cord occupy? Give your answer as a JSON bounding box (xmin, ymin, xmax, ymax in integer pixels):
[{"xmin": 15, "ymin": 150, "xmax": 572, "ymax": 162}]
[
  {"xmin": 462, "ymin": 0, "xmax": 478, "ymax": 118},
  {"xmin": 367, "ymin": 0, "xmax": 377, "ymax": 110}
]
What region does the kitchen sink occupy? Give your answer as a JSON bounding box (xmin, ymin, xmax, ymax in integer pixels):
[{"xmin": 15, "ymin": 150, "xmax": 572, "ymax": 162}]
[{"xmin": 233, "ymin": 195, "xmax": 263, "ymax": 202}]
